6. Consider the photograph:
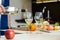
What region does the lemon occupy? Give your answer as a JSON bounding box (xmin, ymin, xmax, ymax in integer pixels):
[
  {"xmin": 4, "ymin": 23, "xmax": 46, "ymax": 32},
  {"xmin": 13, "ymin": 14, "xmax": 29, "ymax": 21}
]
[{"xmin": 54, "ymin": 26, "xmax": 59, "ymax": 30}]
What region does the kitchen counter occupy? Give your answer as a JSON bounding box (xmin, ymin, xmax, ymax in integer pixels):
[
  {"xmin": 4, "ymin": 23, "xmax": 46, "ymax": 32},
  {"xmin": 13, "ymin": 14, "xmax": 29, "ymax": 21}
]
[{"xmin": 1, "ymin": 30, "xmax": 60, "ymax": 40}]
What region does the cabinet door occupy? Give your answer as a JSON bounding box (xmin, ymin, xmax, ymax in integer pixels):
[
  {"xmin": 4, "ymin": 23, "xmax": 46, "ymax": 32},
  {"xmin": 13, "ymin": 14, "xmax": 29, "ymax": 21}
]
[
  {"xmin": 58, "ymin": 0, "xmax": 60, "ymax": 1},
  {"xmin": 36, "ymin": 0, "xmax": 57, "ymax": 3},
  {"xmin": 43, "ymin": 0, "xmax": 57, "ymax": 1}
]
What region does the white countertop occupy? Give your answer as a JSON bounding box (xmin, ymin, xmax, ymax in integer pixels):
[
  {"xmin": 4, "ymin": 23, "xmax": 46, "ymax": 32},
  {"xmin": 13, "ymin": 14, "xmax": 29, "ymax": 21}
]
[{"xmin": 1, "ymin": 30, "xmax": 60, "ymax": 40}]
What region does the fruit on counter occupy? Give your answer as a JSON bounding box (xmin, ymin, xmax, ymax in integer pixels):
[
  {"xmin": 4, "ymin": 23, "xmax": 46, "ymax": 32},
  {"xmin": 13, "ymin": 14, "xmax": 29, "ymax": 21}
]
[
  {"xmin": 39, "ymin": 21, "xmax": 54, "ymax": 31},
  {"xmin": 53, "ymin": 22, "xmax": 59, "ymax": 30},
  {"xmin": 44, "ymin": 25, "xmax": 53, "ymax": 31},
  {"xmin": 47, "ymin": 25, "xmax": 53, "ymax": 30},
  {"xmin": 40, "ymin": 24, "xmax": 53, "ymax": 31},
  {"xmin": 43, "ymin": 21, "xmax": 50, "ymax": 26},
  {"xmin": 42, "ymin": 21, "xmax": 53, "ymax": 30},
  {"xmin": 54, "ymin": 22, "xmax": 59, "ymax": 26},
  {"xmin": 29, "ymin": 24, "xmax": 36, "ymax": 31},
  {"xmin": 40, "ymin": 24, "xmax": 44, "ymax": 30},
  {"xmin": 4, "ymin": 29, "xmax": 15, "ymax": 39},
  {"xmin": 44, "ymin": 26, "xmax": 48, "ymax": 30},
  {"xmin": 53, "ymin": 26, "xmax": 59, "ymax": 30}
]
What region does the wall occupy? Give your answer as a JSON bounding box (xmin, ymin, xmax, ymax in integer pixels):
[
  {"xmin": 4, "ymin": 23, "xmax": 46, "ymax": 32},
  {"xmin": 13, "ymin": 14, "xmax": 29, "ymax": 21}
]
[
  {"xmin": 10, "ymin": 0, "xmax": 32, "ymax": 12},
  {"xmin": 9, "ymin": 0, "xmax": 32, "ymax": 27}
]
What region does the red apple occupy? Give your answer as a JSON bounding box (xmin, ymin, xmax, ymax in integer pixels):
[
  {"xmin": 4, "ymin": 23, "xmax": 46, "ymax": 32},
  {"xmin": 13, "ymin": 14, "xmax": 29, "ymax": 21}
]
[
  {"xmin": 47, "ymin": 25, "xmax": 53, "ymax": 30},
  {"xmin": 44, "ymin": 25, "xmax": 53, "ymax": 31},
  {"xmin": 4, "ymin": 29, "xmax": 15, "ymax": 39}
]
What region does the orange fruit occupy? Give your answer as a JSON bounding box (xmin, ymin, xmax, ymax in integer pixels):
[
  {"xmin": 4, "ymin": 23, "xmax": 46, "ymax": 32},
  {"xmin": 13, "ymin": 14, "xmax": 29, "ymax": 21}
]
[{"xmin": 29, "ymin": 24, "xmax": 36, "ymax": 31}]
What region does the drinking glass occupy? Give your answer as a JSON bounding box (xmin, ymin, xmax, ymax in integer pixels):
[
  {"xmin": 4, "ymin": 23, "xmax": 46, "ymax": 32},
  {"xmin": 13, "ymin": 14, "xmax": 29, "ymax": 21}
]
[
  {"xmin": 23, "ymin": 12, "xmax": 33, "ymax": 33},
  {"xmin": 34, "ymin": 12, "xmax": 43, "ymax": 24},
  {"xmin": 24, "ymin": 12, "xmax": 33, "ymax": 25},
  {"xmin": 34, "ymin": 12, "xmax": 43, "ymax": 31}
]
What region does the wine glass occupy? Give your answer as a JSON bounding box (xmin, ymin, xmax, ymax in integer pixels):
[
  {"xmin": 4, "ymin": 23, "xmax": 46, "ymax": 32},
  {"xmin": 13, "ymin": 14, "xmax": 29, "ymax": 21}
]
[
  {"xmin": 24, "ymin": 12, "xmax": 33, "ymax": 25},
  {"xmin": 23, "ymin": 12, "xmax": 33, "ymax": 33},
  {"xmin": 34, "ymin": 12, "xmax": 43, "ymax": 24},
  {"xmin": 34, "ymin": 12, "xmax": 43, "ymax": 32}
]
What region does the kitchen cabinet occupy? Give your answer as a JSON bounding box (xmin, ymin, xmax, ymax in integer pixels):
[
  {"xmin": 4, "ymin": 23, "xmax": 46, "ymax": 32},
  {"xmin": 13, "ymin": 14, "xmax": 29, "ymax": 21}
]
[
  {"xmin": 32, "ymin": 0, "xmax": 58, "ymax": 3},
  {"xmin": 32, "ymin": 0, "xmax": 60, "ymax": 23},
  {"xmin": 59, "ymin": 0, "xmax": 60, "ymax": 1}
]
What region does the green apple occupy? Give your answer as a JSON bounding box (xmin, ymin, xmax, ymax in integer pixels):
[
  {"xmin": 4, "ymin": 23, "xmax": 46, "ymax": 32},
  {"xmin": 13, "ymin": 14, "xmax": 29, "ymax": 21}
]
[{"xmin": 54, "ymin": 22, "xmax": 59, "ymax": 26}]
